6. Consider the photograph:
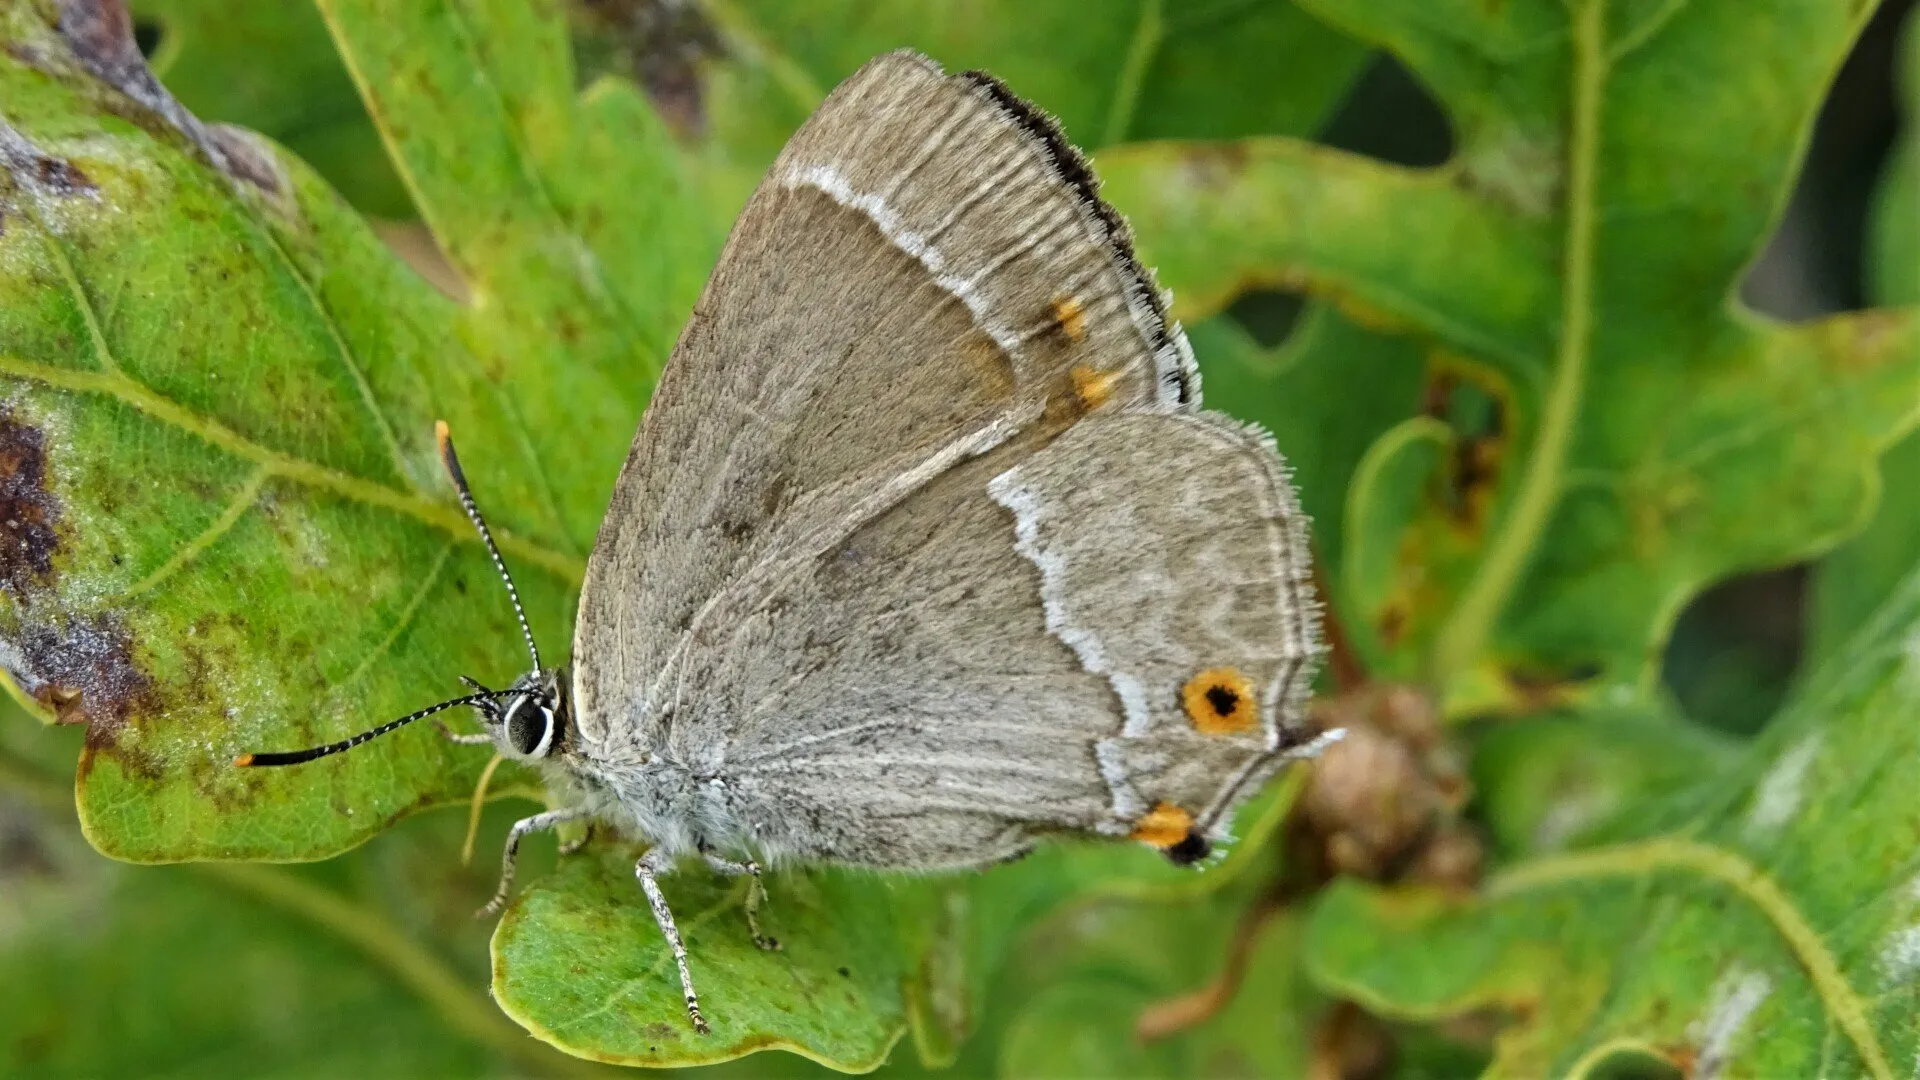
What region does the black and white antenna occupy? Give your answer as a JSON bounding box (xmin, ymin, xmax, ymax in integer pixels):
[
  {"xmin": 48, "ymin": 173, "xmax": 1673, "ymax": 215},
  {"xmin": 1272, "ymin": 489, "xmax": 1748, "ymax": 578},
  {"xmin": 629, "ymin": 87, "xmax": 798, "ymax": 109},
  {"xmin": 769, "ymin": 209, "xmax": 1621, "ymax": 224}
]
[
  {"xmin": 234, "ymin": 690, "xmax": 524, "ymax": 767},
  {"xmin": 235, "ymin": 422, "xmax": 548, "ymax": 768},
  {"xmin": 436, "ymin": 420, "xmax": 541, "ymax": 671}
]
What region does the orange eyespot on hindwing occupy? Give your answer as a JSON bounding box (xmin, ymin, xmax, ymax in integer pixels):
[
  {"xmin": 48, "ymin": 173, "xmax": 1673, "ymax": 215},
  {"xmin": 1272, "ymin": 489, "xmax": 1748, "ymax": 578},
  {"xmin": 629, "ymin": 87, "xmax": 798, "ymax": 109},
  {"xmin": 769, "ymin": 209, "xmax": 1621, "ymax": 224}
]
[
  {"xmin": 1131, "ymin": 802, "xmax": 1213, "ymax": 865},
  {"xmin": 1051, "ymin": 293, "xmax": 1088, "ymax": 343},
  {"xmin": 1129, "ymin": 802, "xmax": 1194, "ymax": 847},
  {"xmin": 1182, "ymin": 666, "xmax": 1257, "ymax": 734}
]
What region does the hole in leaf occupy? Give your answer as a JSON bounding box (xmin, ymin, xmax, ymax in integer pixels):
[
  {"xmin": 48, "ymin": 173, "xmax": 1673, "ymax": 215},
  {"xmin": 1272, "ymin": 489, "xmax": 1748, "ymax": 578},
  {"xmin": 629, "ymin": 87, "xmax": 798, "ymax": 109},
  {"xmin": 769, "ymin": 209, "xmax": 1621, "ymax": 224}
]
[
  {"xmin": 1315, "ymin": 54, "xmax": 1455, "ymax": 169},
  {"xmin": 1740, "ymin": 0, "xmax": 1915, "ymax": 318},
  {"xmin": 1662, "ymin": 565, "xmax": 1808, "ymax": 737},
  {"xmin": 131, "ymin": 18, "xmax": 162, "ymax": 58},
  {"xmin": 1224, "ymin": 289, "xmax": 1306, "ymax": 349}
]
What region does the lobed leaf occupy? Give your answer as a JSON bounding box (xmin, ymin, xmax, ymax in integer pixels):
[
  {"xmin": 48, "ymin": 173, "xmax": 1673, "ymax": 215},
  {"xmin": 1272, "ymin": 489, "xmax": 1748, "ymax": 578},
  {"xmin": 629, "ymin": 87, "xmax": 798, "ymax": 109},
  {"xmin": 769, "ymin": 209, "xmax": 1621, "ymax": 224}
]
[
  {"xmin": 1102, "ymin": 0, "xmax": 1920, "ymax": 715},
  {"xmin": 1305, "ymin": 554, "xmax": 1920, "ymax": 1078}
]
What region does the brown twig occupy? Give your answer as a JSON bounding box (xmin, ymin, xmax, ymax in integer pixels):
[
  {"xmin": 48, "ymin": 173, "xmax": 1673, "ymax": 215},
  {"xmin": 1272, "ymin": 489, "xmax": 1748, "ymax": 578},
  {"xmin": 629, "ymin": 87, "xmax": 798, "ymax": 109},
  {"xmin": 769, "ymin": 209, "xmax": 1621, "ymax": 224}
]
[
  {"xmin": 1311, "ymin": 556, "xmax": 1367, "ymax": 692},
  {"xmin": 1133, "ymin": 897, "xmax": 1280, "ymax": 1042}
]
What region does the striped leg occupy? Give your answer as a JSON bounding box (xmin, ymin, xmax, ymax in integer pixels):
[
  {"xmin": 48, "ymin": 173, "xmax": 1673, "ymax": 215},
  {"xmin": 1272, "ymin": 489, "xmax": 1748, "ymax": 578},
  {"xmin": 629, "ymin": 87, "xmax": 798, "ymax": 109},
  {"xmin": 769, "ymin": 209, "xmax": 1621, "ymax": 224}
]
[
  {"xmin": 475, "ymin": 808, "xmax": 585, "ymax": 918},
  {"xmin": 436, "ymin": 721, "xmax": 493, "ymax": 746},
  {"xmin": 637, "ymin": 848, "xmax": 709, "ymax": 1035},
  {"xmin": 702, "ymin": 852, "xmax": 779, "ymax": 951}
]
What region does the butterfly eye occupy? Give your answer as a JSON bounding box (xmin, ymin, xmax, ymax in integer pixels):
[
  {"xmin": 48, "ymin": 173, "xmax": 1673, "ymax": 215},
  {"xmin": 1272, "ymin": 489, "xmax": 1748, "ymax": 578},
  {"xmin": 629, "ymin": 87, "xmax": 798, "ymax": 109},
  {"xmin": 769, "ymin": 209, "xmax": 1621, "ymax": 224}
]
[{"xmin": 503, "ymin": 695, "xmax": 556, "ymax": 758}]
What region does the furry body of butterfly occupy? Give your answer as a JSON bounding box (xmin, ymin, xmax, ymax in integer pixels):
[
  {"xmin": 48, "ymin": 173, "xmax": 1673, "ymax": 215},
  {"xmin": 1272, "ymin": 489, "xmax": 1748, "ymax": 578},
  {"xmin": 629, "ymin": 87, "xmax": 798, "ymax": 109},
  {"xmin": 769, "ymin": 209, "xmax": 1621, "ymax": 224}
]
[{"xmin": 245, "ymin": 48, "xmax": 1329, "ymax": 1036}]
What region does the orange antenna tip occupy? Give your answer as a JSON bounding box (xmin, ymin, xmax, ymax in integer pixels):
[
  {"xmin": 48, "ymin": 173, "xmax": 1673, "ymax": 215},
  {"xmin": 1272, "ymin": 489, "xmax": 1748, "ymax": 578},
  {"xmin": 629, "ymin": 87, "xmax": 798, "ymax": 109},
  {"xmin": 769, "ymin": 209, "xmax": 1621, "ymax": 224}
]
[{"xmin": 232, "ymin": 753, "xmax": 256, "ymax": 767}]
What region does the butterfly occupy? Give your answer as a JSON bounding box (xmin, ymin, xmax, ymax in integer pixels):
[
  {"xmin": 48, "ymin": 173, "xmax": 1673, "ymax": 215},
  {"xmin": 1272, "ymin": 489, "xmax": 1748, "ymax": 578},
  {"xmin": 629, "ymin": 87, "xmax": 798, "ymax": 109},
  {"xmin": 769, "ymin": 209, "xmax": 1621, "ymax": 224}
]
[{"xmin": 240, "ymin": 49, "xmax": 1330, "ymax": 1033}]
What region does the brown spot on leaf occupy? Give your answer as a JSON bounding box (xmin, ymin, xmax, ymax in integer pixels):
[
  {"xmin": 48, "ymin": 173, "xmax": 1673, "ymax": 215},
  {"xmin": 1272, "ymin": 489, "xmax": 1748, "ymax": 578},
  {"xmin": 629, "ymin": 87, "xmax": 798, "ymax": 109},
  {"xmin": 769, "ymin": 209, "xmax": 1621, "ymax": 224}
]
[
  {"xmin": 1501, "ymin": 661, "xmax": 1601, "ymax": 713},
  {"xmin": 13, "ymin": 612, "xmax": 157, "ymax": 732},
  {"xmin": 1376, "ymin": 603, "xmax": 1407, "ymax": 648},
  {"xmin": 1420, "ymin": 357, "xmax": 1510, "ymax": 530},
  {"xmin": 1310, "ymin": 1000, "xmax": 1395, "ymax": 1080},
  {"xmin": 1177, "ymin": 141, "xmax": 1252, "ymax": 191},
  {"xmin": 0, "ymin": 120, "xmax": 99, "ymax": 199},
  {"xmin": 0, "ymin": 408, "xmax": 62, "ymax": 599}
]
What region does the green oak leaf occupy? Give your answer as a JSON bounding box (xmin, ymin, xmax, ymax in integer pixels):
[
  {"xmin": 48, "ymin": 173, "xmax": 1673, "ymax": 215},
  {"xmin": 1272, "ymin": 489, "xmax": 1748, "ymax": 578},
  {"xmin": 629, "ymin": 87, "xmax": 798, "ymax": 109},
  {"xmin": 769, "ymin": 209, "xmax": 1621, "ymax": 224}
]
[
  {"xmin": 701, "ymin": 0, "xmax": 1368, "ymax": 163},
  {"xmin": 0, "ymin": 0, "xmax": 713, "ymax": 862},
  {"xmin": 1467, "ymin": 700, "xmax": 1738, "ymax": 860},
  {"xmin": 1303, "ymin": 553, "xmax": 1920, "ymax": 1079},
  {"xmin": 493, "ymin": 847, "xmax": 922, "ymax": 1071},
  {"xmin": 1811, "ymin": 4, "xmax": 1920, "ymax": 670},
  {"xmin": 490, "ymin": 772, "xmax": 1308, "ymax": 1071},
  {"xmin": 995, "ymin": 906, "xmax": 1321, "ymax": 1079},
  {"xmin": 1097, "ymin": 0, "xmax": 1920, "ymax": 716}
]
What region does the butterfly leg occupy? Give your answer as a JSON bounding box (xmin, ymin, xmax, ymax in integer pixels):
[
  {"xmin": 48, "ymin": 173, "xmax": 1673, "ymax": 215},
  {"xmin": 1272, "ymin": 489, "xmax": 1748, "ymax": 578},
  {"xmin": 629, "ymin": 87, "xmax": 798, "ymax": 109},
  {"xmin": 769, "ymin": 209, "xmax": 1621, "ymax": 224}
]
[
  {"xmin": 637, "ymin": 848, "xmax": 710, "ymax": 1035},
  {"xmin": 702, "ymin": 852, "xmax": 780, "ymax": 951},
  {"xmin": 476, "ymin": 807, "xmax": 586, "ymax": 918},
  {"xmin": 436, "ymin": 722, "xmax": 493, "ymax": 746}
]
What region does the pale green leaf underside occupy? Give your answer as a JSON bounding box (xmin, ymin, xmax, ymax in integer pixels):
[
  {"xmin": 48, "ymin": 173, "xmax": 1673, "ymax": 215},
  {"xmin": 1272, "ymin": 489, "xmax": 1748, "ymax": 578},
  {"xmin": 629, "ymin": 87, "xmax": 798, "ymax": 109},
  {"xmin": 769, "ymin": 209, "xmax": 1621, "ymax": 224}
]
[{"xmin": 1306, "ymin": 554, "xmax": 1920, "ymax": 1078}]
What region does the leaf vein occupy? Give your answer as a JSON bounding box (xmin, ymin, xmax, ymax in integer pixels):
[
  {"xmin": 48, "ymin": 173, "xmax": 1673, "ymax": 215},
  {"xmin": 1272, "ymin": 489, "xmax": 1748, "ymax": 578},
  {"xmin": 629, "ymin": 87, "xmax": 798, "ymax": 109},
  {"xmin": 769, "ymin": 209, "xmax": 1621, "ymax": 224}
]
[
  {"xmin": 116, "ymin": 462, "xmax": 272, "ymax": 603},
  {"xmin": 1491, "ymin": 837, "xmax": 1895, "ymax": 1080},
  {"xmin": 335, "ymin": 540, "xmax": 455, "ymax": 689},
  {"xmin": 1102, "ymin": 0, "xmax": 1164, "ymax": 147},
  {"xmin": 0, "ymin": 354, "xmax": 584, "ymax": 584},
  {"xmin": 1432, "ymin": 0, "xmax": 1606, "ymax": 680},
  {"xmin": 257, "ymin": 227, "xmax": 414, "ymax": 488},
  {"xmin": 37, "ymin": 225, "xmax": 123, "ymax": 378}
]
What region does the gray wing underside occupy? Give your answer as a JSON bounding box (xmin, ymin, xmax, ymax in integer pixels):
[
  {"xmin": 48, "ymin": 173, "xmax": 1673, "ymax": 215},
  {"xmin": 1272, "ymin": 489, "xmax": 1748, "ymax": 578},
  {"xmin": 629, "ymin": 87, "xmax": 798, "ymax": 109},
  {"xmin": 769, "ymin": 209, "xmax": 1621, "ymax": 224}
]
[
  {"xmin": 685, "ymin": 411, "xmax": 1319, "ymax": 869},
  {"xmin": 572, "ymin": 51, "xmax": 1320, "ymax": 868},
  {"xmin": 572, "ymin": 50, "xmax": 1193, "ymax": 754}
]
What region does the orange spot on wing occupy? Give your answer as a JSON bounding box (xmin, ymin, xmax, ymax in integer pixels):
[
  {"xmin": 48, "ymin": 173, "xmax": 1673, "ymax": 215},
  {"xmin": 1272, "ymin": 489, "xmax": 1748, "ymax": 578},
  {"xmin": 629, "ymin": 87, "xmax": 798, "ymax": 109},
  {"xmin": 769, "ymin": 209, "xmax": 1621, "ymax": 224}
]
[
  {"xmin": 1183, "ymin": 667, "xmax": 1258, "ymax": 734},
  {"xmin": 1071, "ymin": 364, "xmax": 1124, "ymax": 411},
  {"xmin": 1052, "ymin": 294, "xmax": 1088, "ymax": 342},
  {"xmin": 1130, "ymin": 802, "xmax": 1195, "ymax": 848}
]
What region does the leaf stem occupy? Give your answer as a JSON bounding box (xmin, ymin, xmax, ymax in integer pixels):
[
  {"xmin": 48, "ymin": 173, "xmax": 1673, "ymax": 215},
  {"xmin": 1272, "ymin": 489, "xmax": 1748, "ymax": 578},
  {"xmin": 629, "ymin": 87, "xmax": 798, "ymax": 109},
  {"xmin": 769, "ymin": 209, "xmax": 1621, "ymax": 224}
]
[
  {"xmin": 1431, "ymin": 0, "xmax": 1605, "ymax": 683},
  {"xmin": 699, "ymin": 0, "xmax": 826, "ymax": 113},
  {"xmin": 1103, "ymin": 0, "xmax": 1164, "ymax": 147},
  {"xmin": 1492, "ymin": 837, "xmax": 1894, "ymax": 1080}
]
